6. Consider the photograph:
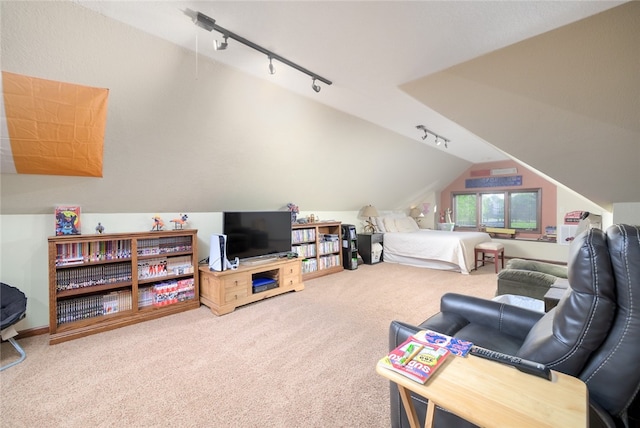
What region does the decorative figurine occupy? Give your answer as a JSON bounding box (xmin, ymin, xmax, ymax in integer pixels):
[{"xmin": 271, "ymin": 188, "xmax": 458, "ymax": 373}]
[
  {"xmin": 151, "ymin": 215, "xmax": 165, "ymax": 231},
  {"xmin": 287, "ymin": 203, "xmax": 299, "ymax": 224},
  {"xmin": 170, "ymin": 214, "xmax": 188, "ymax": 230},
  {"xmin": 445, "ymin": 208, "xmax": 453, "ymax": 224},
  {"xmin": 95, "ymin": 222, "xmax": 105, "ymax": 234}
]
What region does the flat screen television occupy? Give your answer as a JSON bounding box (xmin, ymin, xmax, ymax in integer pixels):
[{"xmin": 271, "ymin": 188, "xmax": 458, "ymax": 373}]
[{"xmin": 223, "ymin": 211, "xmax": 292, "ymax": 261}]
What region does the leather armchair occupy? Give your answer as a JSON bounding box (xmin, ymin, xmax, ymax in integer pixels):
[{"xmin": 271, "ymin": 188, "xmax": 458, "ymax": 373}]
[
  {"xmin": 496, "ymin": 258, "xmax": 569, "ymax": 300},
  {"xmin": 389, "ymin": 224, "xmax": 640, "ymax": 428}
]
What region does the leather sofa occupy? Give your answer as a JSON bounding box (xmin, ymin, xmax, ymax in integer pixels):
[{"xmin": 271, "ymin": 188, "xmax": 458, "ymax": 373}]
[
  {"xmin": 388, "ymin": 224, "xmax": 640, "ymax": 428},
  {"xmin": 496, "ymin": 258, "xmax": 569, "ymax": 300}
]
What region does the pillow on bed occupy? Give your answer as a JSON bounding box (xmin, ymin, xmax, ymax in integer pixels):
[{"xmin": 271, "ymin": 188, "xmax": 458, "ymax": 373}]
[
  {"xmin": 394, "ymin": 216, "xmax": 420, "ymax": 232},
  {"xmin": 374, "ymin": 217, "xmax": 386, "ymax": 233},
  {"xmin": 383, "ymin": 216, "xmax": 399, "ymax": 232}
]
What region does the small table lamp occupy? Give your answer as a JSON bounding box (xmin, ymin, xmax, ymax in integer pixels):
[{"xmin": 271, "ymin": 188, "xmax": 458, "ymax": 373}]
[
  {"xmin": 362, "ymin": 205, "xmax": 379, "ymax": 233},
  {"xmin": 410, "ymin": 207, "xmax": 424, "ymax": 227}
]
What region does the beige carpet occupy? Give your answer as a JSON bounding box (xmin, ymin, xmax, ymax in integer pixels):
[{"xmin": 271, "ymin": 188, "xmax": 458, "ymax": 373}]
[{"xmin": 0, "ymin": 262, "xmax": 498, "ymax": 427}]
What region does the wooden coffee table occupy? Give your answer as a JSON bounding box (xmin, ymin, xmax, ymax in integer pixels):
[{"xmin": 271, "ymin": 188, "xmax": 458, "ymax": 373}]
[{"xmin": 377, "ymin": 352, "xmax": 588, "ymax": 428}]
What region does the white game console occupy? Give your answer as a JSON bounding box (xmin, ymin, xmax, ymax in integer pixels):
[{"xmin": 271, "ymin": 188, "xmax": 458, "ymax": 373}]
[{"xmin": 209, "ymin": 234, "xmax": 238, "ymax": 271}]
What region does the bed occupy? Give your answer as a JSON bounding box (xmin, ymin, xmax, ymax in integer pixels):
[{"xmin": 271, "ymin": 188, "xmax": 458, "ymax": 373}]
[{"xmin": 374, "ymin": 215, "xmax": 492, "ymax": 274}]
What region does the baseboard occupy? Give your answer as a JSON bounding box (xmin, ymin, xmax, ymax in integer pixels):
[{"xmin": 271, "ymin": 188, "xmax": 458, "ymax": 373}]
[{"xmin": 13, "ymin": 326, "xmax": 49, "ymax": 339}]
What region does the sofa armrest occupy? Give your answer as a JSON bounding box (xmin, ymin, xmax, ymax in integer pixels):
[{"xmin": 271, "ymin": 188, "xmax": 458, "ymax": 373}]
[
  {"xmin": 388, "ymin": 320, "xmax": 422, "ymax": 349},
  {"xmin": 505, "ymin": 258, "xmax": 568, "ymax": 278},
  {"xmin": 435, "ymin": 293, "xmax": 544, "ymax": 340},
  {"xmin": 589, "ymin": 399, "xmax": 617, "ymax": 428}
]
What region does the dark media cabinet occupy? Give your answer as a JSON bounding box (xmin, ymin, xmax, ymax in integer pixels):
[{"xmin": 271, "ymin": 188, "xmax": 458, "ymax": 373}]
[
  {"xmin": 199, "ymin": 257, "xmax": 304, "ymax": 316},
  {"xmin": 358, "ymin": 233, "xmax": 384, "ymax": 265}
]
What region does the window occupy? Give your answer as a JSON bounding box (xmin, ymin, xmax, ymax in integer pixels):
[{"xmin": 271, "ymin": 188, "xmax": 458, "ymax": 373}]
[{"xmin": 452, "ymin": 189, "xmax": 541, "ymax": 232}]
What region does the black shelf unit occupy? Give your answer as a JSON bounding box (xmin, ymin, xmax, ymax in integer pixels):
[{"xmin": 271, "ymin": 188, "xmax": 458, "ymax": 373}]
[{"xmin": 341, "ymin": 224, "xmax": 358, "ymax": 270}]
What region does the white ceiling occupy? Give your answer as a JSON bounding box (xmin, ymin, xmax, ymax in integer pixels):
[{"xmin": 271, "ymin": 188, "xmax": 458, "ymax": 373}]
[{"xmin": 74, "ymin": 1, "xmax": 623, "ymax": 164}]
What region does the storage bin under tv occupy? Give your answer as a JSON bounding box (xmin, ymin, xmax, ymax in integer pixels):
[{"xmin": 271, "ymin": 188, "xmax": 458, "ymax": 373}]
[
  {"xmin": 199, "ymin": 257, "xmax": 304, "ymax": 316},
  {"xmin": 48, "ymin": 229, "xmax": 199, "ymax": 345}
]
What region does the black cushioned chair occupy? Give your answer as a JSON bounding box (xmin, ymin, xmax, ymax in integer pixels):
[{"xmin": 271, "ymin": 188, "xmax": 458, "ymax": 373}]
[
  {"xmin": 1, "ymin": 282, "xmax": 27, "ymax": 371},
  {"xmin": 388, "ymin": 224, "xmax": 640, "ymax": 428}
]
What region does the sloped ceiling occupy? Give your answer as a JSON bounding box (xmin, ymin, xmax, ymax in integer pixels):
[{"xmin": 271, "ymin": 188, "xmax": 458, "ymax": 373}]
[
  {"xmin": 2, "ymin": 1, "xmax": 636, "ymax": 214},
  {"xmin": 401, "ymin": 2, "xmax": 640, "ymax": 211},
  {"xmin": 71, "ymin": 1, "xmax": 634, "ymax": 211}
]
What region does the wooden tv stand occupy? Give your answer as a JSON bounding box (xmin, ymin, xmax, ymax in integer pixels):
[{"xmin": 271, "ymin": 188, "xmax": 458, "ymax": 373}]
[{"xmin": 199, "ymin": 257, "xmax": 304, "ymax": 316}]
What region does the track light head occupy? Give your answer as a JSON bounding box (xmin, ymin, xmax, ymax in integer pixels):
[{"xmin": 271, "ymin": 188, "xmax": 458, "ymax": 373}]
[
  {"xmin": 213, "ymin": 35, "xmax": 228, "ymax": 51},
  {"xmin": 416, "ymin": 125, "xmax": 449, "ymax": 149},
  {"xmin": 312, "ymin": 78, "xmax": 321, "ymax": 93},
  {"xmin": 268, "ymin": 57, "xmax": 276, "ymax": 75},
  {"xmin": 416, "ymin": 125, "xmax": 428, "ymax": 140}
]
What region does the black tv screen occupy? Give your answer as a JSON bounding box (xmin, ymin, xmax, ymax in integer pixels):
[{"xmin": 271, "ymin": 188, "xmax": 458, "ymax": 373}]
[{"xmin": 223, "ymin": 211, "xmax": 292, "ymax": 261}]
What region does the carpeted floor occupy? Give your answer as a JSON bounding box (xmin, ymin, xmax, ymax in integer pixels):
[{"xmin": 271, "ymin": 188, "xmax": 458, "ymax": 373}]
[{"xmin": 0, "ymin": 262, "xmax": 498, "ymax": 427}]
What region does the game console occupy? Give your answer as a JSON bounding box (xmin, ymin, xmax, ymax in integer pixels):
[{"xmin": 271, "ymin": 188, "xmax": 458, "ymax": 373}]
[
  {"xmin": 209, "ymin": 234, "xmax": 228, "ymax": 271},
  {"xmin": 208, "ymin": 234, "xmax": 239, "ymax": 271}
]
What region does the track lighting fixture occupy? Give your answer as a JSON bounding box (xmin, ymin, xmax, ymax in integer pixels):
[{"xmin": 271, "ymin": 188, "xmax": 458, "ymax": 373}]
[
  {"xmin": 268, "ymin": 57, "xmax": 276, "ymax": 75},
  {"xmin": 416, "ymin": 125, "xmax": 450, "ymax": 149},
  {"xmin": 311, "ymin": 78, "xmax": 321, "ymax": 93},
  {"xmin": 192, "ymin": 11, "xmax": 332, "ymax": 93},
  {"xmin": 213, "ymin": 35, "xmax": 228, "ymax": 51}
]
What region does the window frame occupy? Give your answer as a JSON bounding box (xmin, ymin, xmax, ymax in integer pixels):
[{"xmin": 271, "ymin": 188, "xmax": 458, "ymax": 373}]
[{"xmin": 451, "ymin": 188, "xmax": 542, "ymax": 233}]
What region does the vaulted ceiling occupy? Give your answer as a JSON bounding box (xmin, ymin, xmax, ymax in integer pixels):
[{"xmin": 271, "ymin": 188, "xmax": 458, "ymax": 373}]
[{"xmin": 74, "ymin": 1, "xmax": 640, "ymax": 211}]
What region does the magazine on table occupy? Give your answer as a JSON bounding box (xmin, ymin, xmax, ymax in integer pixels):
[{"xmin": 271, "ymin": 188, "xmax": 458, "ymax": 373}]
[
  {"xmin": 377, "ymin": 330, "xmax": 473, "ymax": 383},
  {"xmin": 412, "ymin": 329, "xmax": 474, "ymax": 357},
  {"xmin": 378, "ymin": 336, "xmax": 450, "ymax": 384}
]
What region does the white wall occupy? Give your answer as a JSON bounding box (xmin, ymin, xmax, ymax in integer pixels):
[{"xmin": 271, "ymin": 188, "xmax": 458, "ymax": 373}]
[
  {"xmin": 1, "ymin": 190, "xmax": 605, "ymax": 332},
  {"xmin": 0, "ymin": 210, "xmax": 365, "ymax": 331},
  {"xmin": 613, "ymin": 203, "xmax": 640, "ymax": 225}
]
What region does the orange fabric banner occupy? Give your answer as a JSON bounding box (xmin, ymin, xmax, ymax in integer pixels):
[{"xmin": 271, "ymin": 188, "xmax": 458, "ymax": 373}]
[{"xmin": 1, "ymin": 71, "xmax": 108, "ymax": 177}]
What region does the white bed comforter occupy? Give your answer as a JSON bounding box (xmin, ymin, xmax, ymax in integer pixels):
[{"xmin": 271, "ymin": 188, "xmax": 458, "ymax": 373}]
[{"xmin": 383, "ymin": 229, "xmax": 492, "ymax": 274}]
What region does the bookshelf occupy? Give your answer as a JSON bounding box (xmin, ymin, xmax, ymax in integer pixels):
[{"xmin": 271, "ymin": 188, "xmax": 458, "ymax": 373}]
[
  {"xmin": 292, "ymin": 221, "xmax": 344, "ymax": 279},
  {"xmin": 48, "ymin": 229, "xmax": 199, "ymax": 345}
]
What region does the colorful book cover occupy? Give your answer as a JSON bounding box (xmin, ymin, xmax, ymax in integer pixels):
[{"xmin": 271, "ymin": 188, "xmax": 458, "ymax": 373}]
[
  {"xmin": 412, "ymin": 330, "xmax": 474, "ymax": 357},
  {"xmin": 378, "ymin": 336, "xmax": 450, "ymax": 384},
  {"xmin": 55, "ymin": 205, "xmax": 81, "ymax": 236}
]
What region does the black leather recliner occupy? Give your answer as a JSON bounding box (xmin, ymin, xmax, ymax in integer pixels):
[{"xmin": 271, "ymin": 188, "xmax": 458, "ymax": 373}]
[{"xmin": 388, "ymin": 224, "xmax": 640, "ymax": 428}]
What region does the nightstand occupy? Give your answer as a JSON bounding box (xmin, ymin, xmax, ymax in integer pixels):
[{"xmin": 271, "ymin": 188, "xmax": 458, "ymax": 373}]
[{"xmin": 358, "ymin": 233, "xmax": 383, "ymax": 265}]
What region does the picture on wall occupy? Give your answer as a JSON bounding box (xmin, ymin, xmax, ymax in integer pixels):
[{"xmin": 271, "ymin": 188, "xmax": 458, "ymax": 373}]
[{"xmin": 55, "ymin": 206, "xmax": 81, "ymax": 236}]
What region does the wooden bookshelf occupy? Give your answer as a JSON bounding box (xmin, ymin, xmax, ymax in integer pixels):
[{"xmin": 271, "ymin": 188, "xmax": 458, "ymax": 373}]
[
  {"xmin": 292, "ymin": 221, "xmax": 343, "ymax": 280},
  {"xmin": 47, "ymin": 229, "xmax": 199, "ymax": 345}
]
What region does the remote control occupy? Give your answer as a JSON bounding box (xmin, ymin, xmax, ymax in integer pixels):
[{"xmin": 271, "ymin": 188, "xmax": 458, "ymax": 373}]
[{"xmin": 470, "ymin": 346, "xmax": 552, "ymax": 381}]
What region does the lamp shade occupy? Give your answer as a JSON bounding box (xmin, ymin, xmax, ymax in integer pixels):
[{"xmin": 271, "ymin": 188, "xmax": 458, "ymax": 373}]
[{"xmin": 362, "ymin": 205, "xmax": 379, "ymax": 218}]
